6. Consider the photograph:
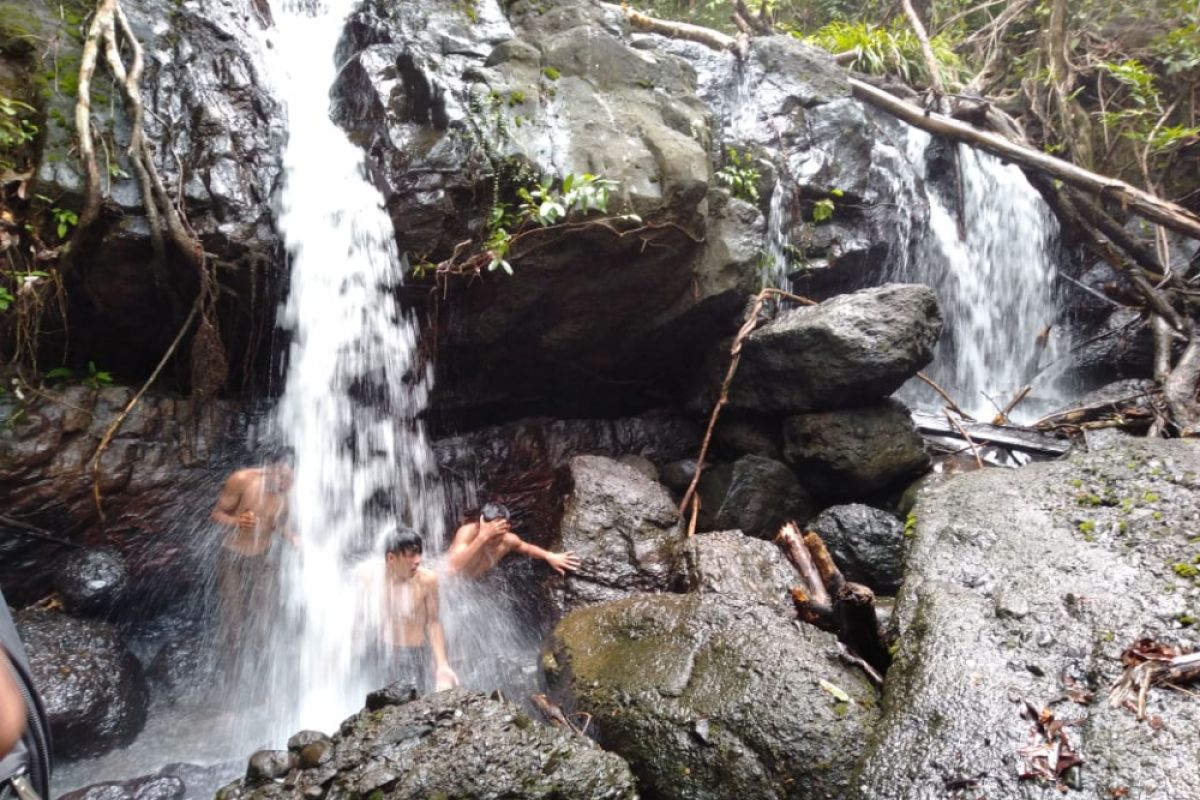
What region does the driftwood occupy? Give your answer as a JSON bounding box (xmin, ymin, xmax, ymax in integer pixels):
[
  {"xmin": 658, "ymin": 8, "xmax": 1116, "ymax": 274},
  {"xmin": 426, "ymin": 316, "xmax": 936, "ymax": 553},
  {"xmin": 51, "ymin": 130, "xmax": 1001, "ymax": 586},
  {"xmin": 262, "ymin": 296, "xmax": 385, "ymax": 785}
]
[
  {"xmin": 1031, "ymin": 390, "xmax": 1159, "ymax": 433},
  {"xmin": 911, "ymin": 410, "xmax": 1072, "ymax": 457},
  {"xmin": 776, "ymin": 522, "xmax": 889, "ymax": 675},
  {"xmin": 531, "ymin": 693, "xmax": 590, "ymax": 736},
  {"xmin": 1109, "ymin": 640, "xmax": 1200, "ymax": 722}
]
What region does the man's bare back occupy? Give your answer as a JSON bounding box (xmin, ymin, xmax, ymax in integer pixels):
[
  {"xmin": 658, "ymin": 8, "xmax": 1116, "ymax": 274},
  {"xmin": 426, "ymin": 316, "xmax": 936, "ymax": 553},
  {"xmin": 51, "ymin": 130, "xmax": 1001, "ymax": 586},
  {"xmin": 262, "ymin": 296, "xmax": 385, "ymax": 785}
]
[{"xmin": 210, "ymin": 465, "xmax": 295, "ymax": 556}]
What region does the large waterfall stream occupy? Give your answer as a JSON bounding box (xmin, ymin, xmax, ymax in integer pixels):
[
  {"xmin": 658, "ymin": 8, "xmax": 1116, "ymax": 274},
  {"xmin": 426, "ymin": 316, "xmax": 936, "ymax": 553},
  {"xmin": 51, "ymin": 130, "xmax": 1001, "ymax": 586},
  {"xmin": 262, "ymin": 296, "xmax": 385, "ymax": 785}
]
[{"xmin": 890, "ymin": 131, "xmax": 1069, "ymax": 422}]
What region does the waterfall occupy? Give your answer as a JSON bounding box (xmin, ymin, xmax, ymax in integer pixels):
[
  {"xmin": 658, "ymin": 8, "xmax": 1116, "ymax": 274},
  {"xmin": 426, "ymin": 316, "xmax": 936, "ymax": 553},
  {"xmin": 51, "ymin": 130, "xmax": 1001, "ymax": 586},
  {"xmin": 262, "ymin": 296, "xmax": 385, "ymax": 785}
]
[
  {"xmin": 263, "ymin": 0, "xmax": 446, "ymax": 739},
  {"xmin": 891, "ymin": 130, "xmax": 1068, "ymax": 422}
]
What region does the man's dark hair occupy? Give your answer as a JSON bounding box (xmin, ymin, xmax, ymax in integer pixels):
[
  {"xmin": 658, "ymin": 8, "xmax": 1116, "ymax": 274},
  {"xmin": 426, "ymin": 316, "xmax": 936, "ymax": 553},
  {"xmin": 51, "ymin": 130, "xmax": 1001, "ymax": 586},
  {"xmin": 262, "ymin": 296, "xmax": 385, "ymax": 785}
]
[
  {"xmin": 382, "ymin": 526, "xmax": 424, "ymax": 556},
  {"xmin": 480, "ymin": 502, "xmax": 511, "ymax": 522}
]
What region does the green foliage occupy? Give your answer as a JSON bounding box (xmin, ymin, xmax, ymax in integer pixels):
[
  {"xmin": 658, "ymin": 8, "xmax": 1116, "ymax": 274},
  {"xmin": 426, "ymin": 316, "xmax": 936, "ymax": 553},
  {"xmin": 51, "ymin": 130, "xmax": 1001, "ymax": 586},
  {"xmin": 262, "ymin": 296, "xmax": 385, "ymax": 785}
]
[
  {"xmin": 811, "ymin": 188, "xmax": 843, "ymax": 223},
  {"xmin": 34, "ymin": 194, "xmax": 78, "ymax": 239},
  {"xmin": 479, "ymin": 173, "xmax": 620, "ymax": 276},
  {"xmin": 45, "ymin": 361, "xmax": 112, "ymax": 389},
  {"xmin": 541, "ymin": 66, "xmax": 561, "ymax": 81},
  {"xmin": 0, "ymin": 94, "xmax": 38, "ymax": 169},
  {"xmin": 716, "ymin": 147, "xmax": 760, "ymax": 203},
  {"xmin": 0, "ymin": 285, "xmax": 13, "ymax": 312},
  {"xmin": 799, "ymin": 21, "xmax": 964, "ymax": 85},
  {"xmin": 1172, "ymin": 562, "xmax": 1199, "ymax": 579}
]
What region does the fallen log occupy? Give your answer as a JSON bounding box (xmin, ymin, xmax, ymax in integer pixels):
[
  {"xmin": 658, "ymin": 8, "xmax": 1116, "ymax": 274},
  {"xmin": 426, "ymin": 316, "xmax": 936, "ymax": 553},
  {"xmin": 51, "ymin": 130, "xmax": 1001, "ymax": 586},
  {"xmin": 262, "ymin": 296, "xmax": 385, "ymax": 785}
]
[{"xmin": 911, "ymin": 410, "xmax": 1073, "ymax": 457}]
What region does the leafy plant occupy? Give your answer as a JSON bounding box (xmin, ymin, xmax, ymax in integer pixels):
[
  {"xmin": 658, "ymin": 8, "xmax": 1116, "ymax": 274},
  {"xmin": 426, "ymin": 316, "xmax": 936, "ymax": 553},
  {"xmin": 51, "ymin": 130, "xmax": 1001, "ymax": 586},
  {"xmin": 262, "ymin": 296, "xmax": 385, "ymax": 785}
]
[
  {"xmin": 34, "ymin": 195, "xmax": 79, "ymax": 239},
  {"xmin": 516, "ymin": 173, "xmax": 616, "ymax": 226},
  {"xmin": 716, "ymin": 147, "xmax": 761, "ymax": 203},
  {"xmin": 0, "ymin": 285, "xmax": 13, "ymax": 312},
  {"xmin": 800, "ymin": 20, "xmax": 963, "ymax": 85},
  {"xmin": 0, "ymin": 94, "xmax": 38, "ymax": 169},
  {"xmin": 44, "ymin": 361, "xmax": 113, "ymax": 389},
  {"xmin": 811, "ymin": 188, "xmax": 844, "ymax": 223}
]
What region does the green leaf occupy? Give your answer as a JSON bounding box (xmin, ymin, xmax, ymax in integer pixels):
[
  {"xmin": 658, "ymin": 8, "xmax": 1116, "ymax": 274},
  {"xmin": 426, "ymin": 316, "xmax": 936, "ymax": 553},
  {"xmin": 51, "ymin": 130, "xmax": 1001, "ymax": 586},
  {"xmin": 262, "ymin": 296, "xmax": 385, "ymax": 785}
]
[{"xmin": 45, "ymin": 367, "xmax": 73, "ymax": 380}]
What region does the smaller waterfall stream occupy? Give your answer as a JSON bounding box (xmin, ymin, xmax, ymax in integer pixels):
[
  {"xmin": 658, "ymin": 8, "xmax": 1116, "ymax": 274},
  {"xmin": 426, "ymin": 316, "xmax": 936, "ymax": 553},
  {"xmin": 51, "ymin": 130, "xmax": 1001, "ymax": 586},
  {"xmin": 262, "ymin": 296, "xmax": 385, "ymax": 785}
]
[{"xmin": 891, "ymin": 130, "xmax": 1068, "ymax": 422}]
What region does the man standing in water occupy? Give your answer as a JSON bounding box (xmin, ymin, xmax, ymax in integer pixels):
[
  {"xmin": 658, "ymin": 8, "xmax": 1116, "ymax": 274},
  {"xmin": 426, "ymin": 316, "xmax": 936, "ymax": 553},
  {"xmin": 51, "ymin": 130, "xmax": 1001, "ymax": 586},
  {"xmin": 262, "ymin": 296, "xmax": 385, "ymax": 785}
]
[
  {"xmin": 209, "ymin": 461, "xmax": 298, "ymax": 663},
  {"xmin": 445, "ymin": 502, "xmax": 580, "ymax": 578},
  {"xmin": 379, "ymin": 527, "xmax": 458, "ymax": 693}
]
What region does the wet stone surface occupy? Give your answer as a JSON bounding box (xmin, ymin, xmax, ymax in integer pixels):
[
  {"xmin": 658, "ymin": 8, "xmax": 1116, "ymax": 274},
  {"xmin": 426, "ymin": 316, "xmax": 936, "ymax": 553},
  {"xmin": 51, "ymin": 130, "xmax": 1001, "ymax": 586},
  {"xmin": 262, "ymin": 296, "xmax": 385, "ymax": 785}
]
[
  {"xmin": 216, "ymin": 688, "xmax": 637, "ymax": 800},
  {"xmin": 857, "ymin": 436, "xmax": 1200, "ymax": 799}
]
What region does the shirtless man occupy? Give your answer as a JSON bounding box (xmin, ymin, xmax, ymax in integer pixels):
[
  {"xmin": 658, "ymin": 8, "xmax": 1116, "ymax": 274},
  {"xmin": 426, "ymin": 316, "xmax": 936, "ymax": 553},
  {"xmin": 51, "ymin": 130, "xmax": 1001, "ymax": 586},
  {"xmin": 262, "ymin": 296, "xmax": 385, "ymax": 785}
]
[
  {"xmin": 209, "ymin": 462, "xmax": 297, "ymax": 664},
  {"xmin": 379, "ymin": 527, "xmax": 458, "ymax": 692},
  {"xmin": 445, "ymin": 502, "xmax": 580, "ymax": 579}
]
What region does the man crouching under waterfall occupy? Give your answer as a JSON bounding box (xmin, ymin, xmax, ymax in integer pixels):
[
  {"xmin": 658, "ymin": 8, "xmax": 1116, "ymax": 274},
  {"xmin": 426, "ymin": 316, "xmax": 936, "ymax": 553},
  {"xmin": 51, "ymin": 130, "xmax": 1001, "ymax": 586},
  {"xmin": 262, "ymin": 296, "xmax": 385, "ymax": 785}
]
[{"xmin": 377, "ymin": 527, "xmax": 459, "ymax": 694}]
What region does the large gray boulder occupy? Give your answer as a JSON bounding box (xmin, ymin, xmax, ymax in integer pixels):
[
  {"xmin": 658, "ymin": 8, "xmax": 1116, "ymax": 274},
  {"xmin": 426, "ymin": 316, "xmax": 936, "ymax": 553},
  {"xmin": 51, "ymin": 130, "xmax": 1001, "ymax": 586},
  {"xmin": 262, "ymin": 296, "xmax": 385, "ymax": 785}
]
[
  {"xmin": 857, "ymin": 436, "xmax": 1200, "ymax": 799},
  {"xmin": 16, "ymin": 610, "xmax": 149, "ymax": 759},
  {"xmin": 721, "ymin": 284, "xmax": 941, "ymax": 413},
  {"xmin": 809, "ymin": 504, "xmax": 907, "ymax": 595},
  {"xmin": 557, "ymin": 455, "xmax": 684, "ymax": 612},
  {"xmin": 544, "ymin": 592, "xmax": 879, "ymax": 800},
  {"xmin": 680, "ymin": 530, "xmax": 797, "ymax": 613},
  {"xmin": 715, "ymin": 454, "xmax": 813, "ymax": 539},
  {"xmin": 783, "ymin": 399, "xmax": 930, "ymax": 497},
  {"xmin": 217, "ymin": 688, "xmax": 636, "ymax": 800}
]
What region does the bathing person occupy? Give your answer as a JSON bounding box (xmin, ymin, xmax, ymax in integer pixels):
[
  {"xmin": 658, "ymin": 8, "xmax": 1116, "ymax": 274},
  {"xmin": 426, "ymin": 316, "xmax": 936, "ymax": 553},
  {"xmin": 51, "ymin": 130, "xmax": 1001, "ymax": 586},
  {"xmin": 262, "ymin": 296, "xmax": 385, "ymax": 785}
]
[
  {"xmin": 379, "ymin": 527, "xmax": 458, "ymax": 692},
  {"xmin": 209, "ymin": 461, "xmax": 297, "ymax": 665},
  {"xmin": 1, "ymin": 588, "xmax": 52, "ymax": 800},
  {"xmin": 445, "ymin": 502, "xmax": 581, "ymax": 579}
]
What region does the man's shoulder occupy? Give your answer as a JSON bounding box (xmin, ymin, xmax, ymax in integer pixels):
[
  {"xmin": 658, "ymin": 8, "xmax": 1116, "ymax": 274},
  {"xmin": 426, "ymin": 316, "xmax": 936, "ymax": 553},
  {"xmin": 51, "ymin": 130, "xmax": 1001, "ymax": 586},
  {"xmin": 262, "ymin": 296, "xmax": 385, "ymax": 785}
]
[
  {"xmin": 225, "ymin": 467, "xmax": 261, "ymax": 485},
  {"xmin": 453, "ymin": 521, "xmax": 479, "ymax": 539},
  {"xmin": 416, "ymin": 567, "xmax": 439, "ymax": 586}
]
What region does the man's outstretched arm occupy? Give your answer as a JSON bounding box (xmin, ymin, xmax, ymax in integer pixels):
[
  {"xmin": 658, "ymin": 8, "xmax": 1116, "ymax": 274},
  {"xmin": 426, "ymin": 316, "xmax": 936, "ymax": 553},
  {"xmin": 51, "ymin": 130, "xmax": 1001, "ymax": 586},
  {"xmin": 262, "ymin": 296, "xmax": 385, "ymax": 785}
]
[
  {"xmin": 424, "ymin": 579, "xmax": 458, "ymax": 690},
  {"xmin": 510, "ymin": 534, "xmax": 581, "ymax": 576}
]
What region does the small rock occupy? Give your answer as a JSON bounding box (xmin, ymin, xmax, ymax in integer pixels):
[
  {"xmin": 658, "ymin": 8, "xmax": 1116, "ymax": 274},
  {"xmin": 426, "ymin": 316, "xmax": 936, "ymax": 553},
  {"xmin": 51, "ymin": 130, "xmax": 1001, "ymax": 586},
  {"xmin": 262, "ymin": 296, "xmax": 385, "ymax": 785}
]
[
  {"xmin": 365, "ymin": 681, "xmax": 418, "ymax": 711},
  {"xmin": 53, "ymin": 547, "xmax": 128, "ymax": 616},
  {"xmin": 245, "ymin": 751, "xmax": 292, "ymax": 784}
]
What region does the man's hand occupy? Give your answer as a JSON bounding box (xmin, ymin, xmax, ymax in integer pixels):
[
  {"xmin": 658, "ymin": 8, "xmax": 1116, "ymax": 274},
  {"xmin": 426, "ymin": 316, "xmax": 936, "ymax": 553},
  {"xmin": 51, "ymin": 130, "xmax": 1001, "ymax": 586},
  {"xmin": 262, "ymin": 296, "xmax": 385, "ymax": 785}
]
[
  {"xmin": 434, "ymin": 664, "xmax": 459, "ymax": 692},
  {"xmin": 545, "ymin": 550, "xmax": 581, "ymax": 576},
  {"xmin": 236, "ymin": 510, "xmax": 258, "ymax": 531},
  {"xmin": 480, "ymin": 518, "xmax": 509, "ymax": 541}
]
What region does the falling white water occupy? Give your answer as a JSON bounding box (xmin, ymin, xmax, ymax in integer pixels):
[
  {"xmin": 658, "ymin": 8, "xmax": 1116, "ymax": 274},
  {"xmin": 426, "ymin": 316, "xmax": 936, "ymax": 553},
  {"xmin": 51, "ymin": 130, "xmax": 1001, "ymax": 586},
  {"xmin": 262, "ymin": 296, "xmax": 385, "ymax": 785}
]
[
  {"xmin": 265, "ymin": 0, "xmax": 446, "ymax": 738},
  {"xmin": 892, "ymin": 129, "xmax": 1068, "ymax": 421}
]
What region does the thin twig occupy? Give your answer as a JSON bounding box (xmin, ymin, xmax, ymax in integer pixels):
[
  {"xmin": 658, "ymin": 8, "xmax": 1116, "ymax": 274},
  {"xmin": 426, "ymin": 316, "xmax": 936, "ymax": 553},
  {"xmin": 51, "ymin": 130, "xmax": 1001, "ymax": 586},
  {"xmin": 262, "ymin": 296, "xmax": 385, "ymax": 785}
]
[
  {"xmin": 677, "ymin": 288, "xmax": 816, "ymax": 519},
  {"xmin": 0, "ymin": 515, "xmax": 83, "ymax": 548},
  {"xmin": 90, "ymin": 299, "xmax": 201, "ymax": 522},
  {"xmin": 916, "ymin": 371, "xmax": 974, "ymax": 420},
  {"xmin": 944, "ymin": 409, "xmax": 985, "ymax": 469},
  {"xmin": 997, "ymin": 385, "xmax": 1032, "ymax": 424}
]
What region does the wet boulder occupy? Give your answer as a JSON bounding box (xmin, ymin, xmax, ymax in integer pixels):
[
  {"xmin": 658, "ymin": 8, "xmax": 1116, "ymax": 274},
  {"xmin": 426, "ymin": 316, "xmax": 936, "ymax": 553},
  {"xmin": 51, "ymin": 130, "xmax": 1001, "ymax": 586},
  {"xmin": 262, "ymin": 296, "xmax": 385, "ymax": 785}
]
[
  {"xmin": 53, "ymin": 547, "xmax": 128, "ymax": 616},
  {"xmin": 544, "ymin": 592, "xmax": 879, "ymax": 800},
  {"xmin": 718, "ymin": 284, "xmax": 941, "ymax": 413},
  {"xmin": 680, "ymin": 530, "xmax": 797, "ymax": 613},
  {"xmin": 58, "ymin": 775, "xmax": 186, "ymax": 800},
  {"xmin": 715, "ymin": 454, "xmax": 812, "ymax": 539},
  {"xmin": 16, "ymin": 610, "xmax": 149, "ymax": 759},
  {"xmin": 556, "ymin": 456, "xmax": 683, "ymax": 613},
  {"xmin": 809, "ymin": 505, "xmax": 907, "ymax": 595},
  {"xmin": 218, "ymin": 688, "xmax": 636, "ymax": 800},
  {"xmin": 857, "ymin": 437, "xmax": 1200, "ymax": 798},
  {"xmin": 783, "ymin": 399, "xmax": 930, "ymax": 498}
]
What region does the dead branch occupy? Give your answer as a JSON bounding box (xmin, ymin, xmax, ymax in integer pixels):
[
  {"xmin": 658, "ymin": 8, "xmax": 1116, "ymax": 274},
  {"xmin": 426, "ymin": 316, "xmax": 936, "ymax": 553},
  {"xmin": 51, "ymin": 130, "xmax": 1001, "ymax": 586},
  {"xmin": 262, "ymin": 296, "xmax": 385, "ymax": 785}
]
[
  {"xmin": 777, "ymin": 522, "xmax": 830, "ymax": 609},
  {"xmin": 945, "ymin": 409, "xmax": 984, "ymax": 468},
  {"xmin": 677, "ymin": 288, "xmax": 816, "ymax": 519},
  {"xmin": 90, "ymin": 298, "xmax": 201, "ymax": 522},
  {"xmin": 996, "ymin": 385, "xmax": 1031, "ymax": 425},
  {"xmin": 777, "ymin": 523, "xmax": 890, "ymax": 675},
  {"xmin": 916, "ymin": 370, "xmax": 973, "ymax": 420},
  {"xmin": 899, "ymin": 0, "xmax": 947, "ymax": 107},
  {"xmin": 625, "ymin": 8, "xmax": 742, "ymax": 55}
]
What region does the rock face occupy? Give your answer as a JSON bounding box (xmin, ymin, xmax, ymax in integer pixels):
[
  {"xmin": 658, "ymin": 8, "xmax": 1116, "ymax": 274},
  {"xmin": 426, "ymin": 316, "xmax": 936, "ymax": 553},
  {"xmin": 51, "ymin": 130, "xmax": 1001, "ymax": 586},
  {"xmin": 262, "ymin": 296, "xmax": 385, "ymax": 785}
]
[
  {"xmin": 809, "ymin": 504, "xmax": 907, "ymax": 594},
  {"xmin": 782, "ymin": 399, "xmax": 930, "ymax": 497},
  {"xmin": 16, "ymin": 610, "xmax": 149, "ymax": 759},
  {"xmin": 857, "ymin": 436, "xmax": 1200, "ymax": 799},
  {"xmin": 0, "ymin": 386, "xmax": 240, "ymax": 605},
  {"xmin": 715, "ymin": 454, "xmax": 812, "ymax": 539},
  {"xmin": 721, "ymin": 284, "xmax": 941, "ymax": 413},
  {"xmin": 545, "ymin": 592, "xmax": 879, "ymax": 800},
  {"xmin": 557, "ymin": 456, "xmax": 683, "ymax": 612},
  {"xmin": 17, "ymin": 0, "xmax": 283, "ymax": 385},
  {"xmin": 53, "ymin": 547, "xmax": 129, "ymax": 616},
  {"xmin": 218, "ymin": 688, "xmax": 637, "ymax": 800}
]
